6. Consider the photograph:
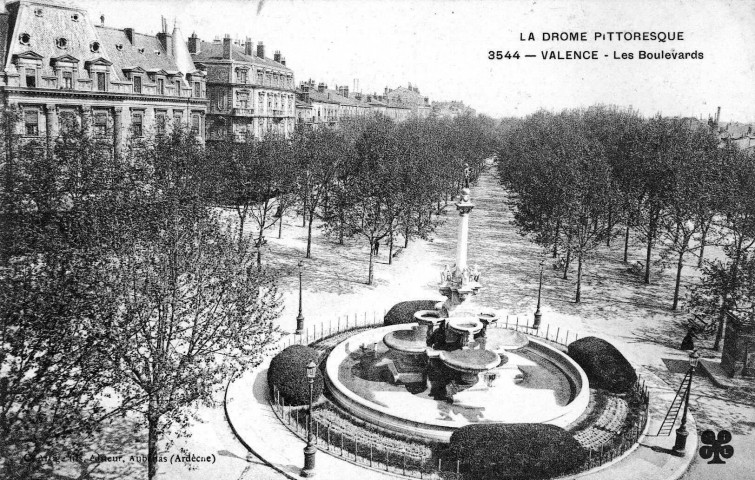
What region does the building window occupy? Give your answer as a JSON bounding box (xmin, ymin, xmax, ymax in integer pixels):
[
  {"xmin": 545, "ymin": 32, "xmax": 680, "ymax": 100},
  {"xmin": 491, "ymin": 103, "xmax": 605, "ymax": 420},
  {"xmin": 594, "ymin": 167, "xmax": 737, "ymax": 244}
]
[
  {"xmin": 19, "ymin": 33, "xmax": 30, "ymax": 45},
  {"xmin": 56, "ymin": 37, "xmax": 68, "ymax": 49},
  {"xmin": 237, "ymin": 68, "xmax": 247, "ymax": 84},
  {"xmin": 59, "ymin": 110, "xmax": 77, "ymax": 134},
  {"xmin": 24, "ymin": 109, "xmax": 39, "ymax": 135},
  {"xmin": 34, "ymin": 7, "xmax": 43, "ymax": 16},
  {"xmin": 133, "ymin": 75, "xmax": 141, "ymax": 93},
  {"xmin": 173, "ymin": 111, "xmax": 183, "ymax": 129},
  {"xmin": 96, "ymin": 72, "xmax": 106, "ymax": 92},
  {"xmin": 193, "ymin": 82, "xmax": 201, "ymax": 97},
  {"xmin": 191, "ymin": 113, "xmax": 200, "ymax": 134},
  {"xmin": 90, "ymin": 41, "xmax": 101, "ymax": 53},
  {"xmin": 156, "ymin": 112, "xmax": 166, "ymax": 136},
  {"xmin": 25, "ymin": 68, "xmax": 36, "ymax": 88},
  {"xmin": 237, "ymin": 92, "xmax": 249, "ymax": 109},
  {"xmin": 131, "ymin": 112, "xmax": 143, "ymax": 137},
  {"xmin": 71, "ymin": 13, "xmax": 80, "ymax": 22},
  {"xmin": 62, "ymin": 71, "xmax": 73, "ymax": 89},
  {"xmin": 257, "ymin": 71, "xmax": 263, "ymax": 85},
  {"xmin": 157, "ymin": 78, "xmax": 165, "ymax": 95},
  {"xmin": 175, "ymin": 80, "xmax": 181, "ymax": 95},
  {"xmin": 93, "ymin": 111, "xmax": 108, "ymax": 136}
]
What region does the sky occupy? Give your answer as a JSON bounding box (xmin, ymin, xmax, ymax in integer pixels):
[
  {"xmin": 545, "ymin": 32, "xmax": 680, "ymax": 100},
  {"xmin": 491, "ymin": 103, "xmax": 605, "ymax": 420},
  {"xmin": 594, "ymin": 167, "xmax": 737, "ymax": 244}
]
[{"xmin": 76, "ymin": 0, "xmax": 755, "ymax": 122}]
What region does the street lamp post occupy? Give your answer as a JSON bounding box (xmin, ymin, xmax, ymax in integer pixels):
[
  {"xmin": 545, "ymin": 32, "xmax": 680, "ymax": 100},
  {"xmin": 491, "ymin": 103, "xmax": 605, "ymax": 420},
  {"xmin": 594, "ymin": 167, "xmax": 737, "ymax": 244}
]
[
  {"xmin": 672, "ymin": 349, "xmax": 700, "ymax": 456},
  {"xmin": 301, "ymin": 361, "xmax": 317, "ymax": 477},
  {"xmin": 533, "ymin": 259, "xmax": 545, "ymax": 329},
  {"xmin": 295, "ymin": 260, "xmax": 305, "ymax": 335}
]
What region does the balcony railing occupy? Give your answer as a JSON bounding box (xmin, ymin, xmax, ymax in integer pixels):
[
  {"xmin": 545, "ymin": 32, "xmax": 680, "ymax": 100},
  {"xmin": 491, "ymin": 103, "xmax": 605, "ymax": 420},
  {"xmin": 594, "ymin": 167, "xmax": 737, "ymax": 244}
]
[
  {"xmin": 271, "ymin": 109, "xmax": 284, "ymax": 116},
  {"xmin": 233, "ymin": 108, "xmax": 255, "ymax": 117}
]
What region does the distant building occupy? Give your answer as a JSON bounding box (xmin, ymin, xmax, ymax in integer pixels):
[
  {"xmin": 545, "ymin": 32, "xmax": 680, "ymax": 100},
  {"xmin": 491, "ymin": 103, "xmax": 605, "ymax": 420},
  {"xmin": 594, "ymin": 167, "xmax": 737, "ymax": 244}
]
[
  {"xmin": 0, "ymin": 0, "xmax": 208, "ymax": 156},
  {"xmin": 431, "ymin": 100, "xmax": 476, "ymax": 119},
  {"xmin": 384, "ymin": 83, "xmax": 431, "ymax": 118},
  {"xmin": 190, "ymin": 34, "xmax": 295, "ymax": 141}
]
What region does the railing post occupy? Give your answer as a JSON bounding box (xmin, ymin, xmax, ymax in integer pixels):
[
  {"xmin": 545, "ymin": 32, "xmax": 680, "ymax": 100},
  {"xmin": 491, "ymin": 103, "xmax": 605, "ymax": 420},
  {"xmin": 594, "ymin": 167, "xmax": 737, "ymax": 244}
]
[
  {"xmin": 327, "ymin": 425, "xmax": 331, "ymax": 449},
  {"xmin": 556, "ymin": 327, "xmax": 560, "ymax": 344},
  {"xmin": 340, "ymin": 433, "xmax": 344, "ymax": 455},
  {"xmin": 355, "ymin": 437, "xmax": 358, "ymax": 462},
  {"xmin": 546, "ymin": 324, "xmax": 550, "ymax": 340},
  {"xmin": 370, "ymin": 444, "xmax": 373, "ymax": 467}
]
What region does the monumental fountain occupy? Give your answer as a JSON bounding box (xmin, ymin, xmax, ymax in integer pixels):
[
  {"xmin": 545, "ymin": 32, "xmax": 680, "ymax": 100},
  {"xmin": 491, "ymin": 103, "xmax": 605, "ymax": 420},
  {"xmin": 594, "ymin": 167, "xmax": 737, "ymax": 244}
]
[{"xmin": 324, "ymin": 175, "xmax": 590, "ymax": 442}]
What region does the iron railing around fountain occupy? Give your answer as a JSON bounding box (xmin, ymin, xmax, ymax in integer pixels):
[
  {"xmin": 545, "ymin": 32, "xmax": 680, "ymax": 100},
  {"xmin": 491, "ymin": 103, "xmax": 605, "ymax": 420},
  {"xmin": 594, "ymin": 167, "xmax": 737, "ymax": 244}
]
[
  {"xmin": 265, "ymin": 312, "xmax": 651, "ymax": 479},
  {"xmin": 270, "ymin": 384, "xmax": 463, "ymax": 479}
]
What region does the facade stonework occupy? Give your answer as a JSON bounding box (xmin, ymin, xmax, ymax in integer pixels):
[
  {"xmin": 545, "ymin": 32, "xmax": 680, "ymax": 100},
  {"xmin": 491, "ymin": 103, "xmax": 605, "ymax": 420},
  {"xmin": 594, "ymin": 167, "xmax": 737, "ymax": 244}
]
[
  {"xmin": 0, "ymin": 0, "xmax": 207, "ymax": 156},
  {"xmin": 192, "ymin": 35, "xmax": 295, "ymax": 141}
]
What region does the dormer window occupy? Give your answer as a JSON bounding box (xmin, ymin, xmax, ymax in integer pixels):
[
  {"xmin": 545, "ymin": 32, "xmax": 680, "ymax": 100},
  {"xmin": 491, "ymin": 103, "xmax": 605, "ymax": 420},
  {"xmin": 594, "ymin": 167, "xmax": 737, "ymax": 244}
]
[
  {"xmin": 19, "ymin": 33, "xmax": 30, "ymax": 46},
  {"xmin": 96, "ymin": 72, "xmax": 106, "ymax": 91},
  {"xmin": 56, "ymin": 38, "xmax": 68, "ymax": 49},
  {"xmin": 90, "ymin": 41, "xmax": 101, "ymax": 53},
  {"xmin": 115, "ymin": 44, "xmax": 123, "ymax": 51},
  {"xmin": 138, "ymin": 48, "xmax": 145, "ymax": 54},
  {"xmin": 34, "ymin": 8, "xmax": 43, "ymax": 16},
  {"xmin": 157, "ymin": 78, "xmax": 165, "ymax": 95},
  {"xmin": 193, "ymin": 82, "xmax": 201, "ymax": 97},
  {"xmin": 62, "ymin": 71, "xmax": 73, "ymax": 89},
  {"xmin": 25, "ymin": 68, "xmax": 36, "ymax": 88},
  {"xmin": 236, "ymin": 68, "xmax": 247, "ymax": 84},
  {"xmin": 154, "ymin": 51, "xmax": 161, "ymax": 56},
  {"xmin": 71, "ymin": 13, "xmax": 80, "ymax": 22},
  {"xmin": 133, "ymin": 75, "xmax": 142, "ymax": 93}
]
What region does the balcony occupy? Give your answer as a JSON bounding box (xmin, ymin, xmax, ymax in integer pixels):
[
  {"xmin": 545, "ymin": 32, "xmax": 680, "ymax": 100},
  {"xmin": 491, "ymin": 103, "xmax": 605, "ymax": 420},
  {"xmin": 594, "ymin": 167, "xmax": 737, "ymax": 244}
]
[
  {"xmin": 271, "ymin": 109, "xmax": 285, "ymax": 117},
  {"xmin": 232, "ymin": 108, "xmax": 255, "ymax": 117}
]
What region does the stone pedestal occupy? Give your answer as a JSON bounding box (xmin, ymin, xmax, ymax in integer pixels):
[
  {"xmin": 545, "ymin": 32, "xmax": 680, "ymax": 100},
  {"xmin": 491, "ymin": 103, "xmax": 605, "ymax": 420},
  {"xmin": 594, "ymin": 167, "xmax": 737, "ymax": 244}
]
[{"xmin": 721, "ymin": 311, "xmax": 755, "ymax": 377}]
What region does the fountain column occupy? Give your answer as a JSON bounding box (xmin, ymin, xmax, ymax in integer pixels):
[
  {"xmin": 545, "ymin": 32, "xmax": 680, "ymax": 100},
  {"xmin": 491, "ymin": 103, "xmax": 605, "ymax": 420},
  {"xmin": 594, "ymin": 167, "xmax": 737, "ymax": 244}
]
[{"xmin": 455, "ymin": 189, "xmax": 474, "ymax": 271}]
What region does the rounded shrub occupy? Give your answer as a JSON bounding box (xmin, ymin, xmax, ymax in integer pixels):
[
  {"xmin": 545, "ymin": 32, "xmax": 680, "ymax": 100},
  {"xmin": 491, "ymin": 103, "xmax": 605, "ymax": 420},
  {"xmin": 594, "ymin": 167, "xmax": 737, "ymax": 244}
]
[
  {"xmin": 448, "ymin": 423, "xmax": 587, "ymax": 479},
  {"xmin": 568, "ymin": 336, "xmax": 637, "ymax": 393},
  {"xmin": 384, "ymin": 300, "xmax": 439, "ymax": 326},
  {"xmin": 267, "ymin": 345, "xmax": 324, "ymax": 406}
]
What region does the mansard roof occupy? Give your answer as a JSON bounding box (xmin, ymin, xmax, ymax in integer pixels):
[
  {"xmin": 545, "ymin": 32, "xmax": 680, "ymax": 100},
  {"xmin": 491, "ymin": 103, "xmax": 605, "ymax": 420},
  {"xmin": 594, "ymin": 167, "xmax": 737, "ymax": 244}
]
[{"xmin": 192, "ymin": 40, "xmax": 292, "ymax": 73}]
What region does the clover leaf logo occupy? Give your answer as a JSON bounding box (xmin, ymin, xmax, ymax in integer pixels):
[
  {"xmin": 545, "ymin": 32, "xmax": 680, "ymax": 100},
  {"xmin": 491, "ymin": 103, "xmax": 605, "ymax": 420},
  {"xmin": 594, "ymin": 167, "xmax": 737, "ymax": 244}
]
[{"xmin": 699, "ymin": 430, "xmax": 733, "ymax": 464}]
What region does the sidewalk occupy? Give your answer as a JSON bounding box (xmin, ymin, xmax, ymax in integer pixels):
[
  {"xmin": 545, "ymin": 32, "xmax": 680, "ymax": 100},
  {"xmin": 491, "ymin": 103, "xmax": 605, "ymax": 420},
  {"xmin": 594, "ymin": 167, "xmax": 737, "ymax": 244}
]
[{"xmin": 225, "ymin": 335, "xmax": 697, "ymax": 480}]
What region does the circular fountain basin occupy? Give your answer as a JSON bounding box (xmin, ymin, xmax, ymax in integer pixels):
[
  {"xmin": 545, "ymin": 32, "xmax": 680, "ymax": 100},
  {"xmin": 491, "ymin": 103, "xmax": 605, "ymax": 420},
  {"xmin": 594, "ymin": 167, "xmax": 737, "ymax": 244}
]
[
  {"xmin": 414, "ymin": 310, "xmax": 445, "ymax": 327},
  {"xmin": 478, "ymin": 311, "xmax": 499, "ymax": 326},
  {"xmin": 439, "ymin": 348, "xmax": 500, "ymax": 374},
  {"xmin": 325, "ymin": 324, "xmax": 590, "ymax": 442},
  {"xmin": 446, "ymin": 317, "xmax": 483, "ymax": 336},
  {"xmin": 383, "ymin": 327, "xmax": 428, "ymax": 355}
]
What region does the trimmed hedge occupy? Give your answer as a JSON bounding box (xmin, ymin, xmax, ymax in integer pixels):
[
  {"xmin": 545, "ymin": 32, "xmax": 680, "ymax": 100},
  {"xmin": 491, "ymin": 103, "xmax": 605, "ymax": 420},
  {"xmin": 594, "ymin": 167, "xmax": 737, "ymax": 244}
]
[
  {"xmin": 448, "ymin": 423, "xmax": 587, "ymax": 479},
  {"xmin": 267, "ymin": 345, "xmax": 324, "ymax": 406},
  {"xmin": 384, "ymin": 300, "xmax": 439, "ymax": 326},
  {"xmin": 568, "ymin": 336, "xmax": 637, "ymax": 393}
]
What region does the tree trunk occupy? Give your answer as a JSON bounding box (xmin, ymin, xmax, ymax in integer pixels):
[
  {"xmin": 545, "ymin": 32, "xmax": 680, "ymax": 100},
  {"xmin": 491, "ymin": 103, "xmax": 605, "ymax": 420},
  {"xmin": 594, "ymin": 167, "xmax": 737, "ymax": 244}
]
[
  {"xmin": 563, "ymin": 247, "xmax": 571, "ymax": 280},
  {"xmin": 278, "ymin": 210, "xmax": 283, "ymax": 239},
  {"xmin": 644, "ymin": 209, "xmax": 656, "ymax": 284},
  {"xmin": 698, "ymin": 224, "xmax": 708, "ymax": 268},
  {"xmin": 147, "ymin": 401, "xmax": 159, "ymax": 480},
  {"xmin": 367, "ymin": 245, "xmax": 374, "ymax": 285},
  {"xmin": 306, "ymin": 211, "xmax": 315, "ymax": 258},
  {"xmin": 575, "ymin": 251, "xmax": 583, "ymax": 303},
  {"xmin": 388, "ymin": 226, "xmax": 394, "ymax": 265},
  {"xmin": 404, "ymin": 224, "xmax": 410, "ymax": 248},
  {"xmin": 552, "ymin": 220, "xmax": 560, "ymax": 258},
  {"xmin": 672, "ymin": 249, "xmax": 685, "ymax": 310},
  {"xmin": 714, "ymin": 237, "xmax": 744, "ymax": 350},
  {"xmin": 623, "ymin": 224, "xmax": 630, "ymax": 263},
  {"xmin": 302, "ymin": 196, "xmax": 307, "ymax": 227},
  {"xmin": 238, "ymin": 215, "xmax": 246, "ymax": 252},
  {"xmin": 606, "ymin": 209, "xmax": 613, "ymax": 246}
]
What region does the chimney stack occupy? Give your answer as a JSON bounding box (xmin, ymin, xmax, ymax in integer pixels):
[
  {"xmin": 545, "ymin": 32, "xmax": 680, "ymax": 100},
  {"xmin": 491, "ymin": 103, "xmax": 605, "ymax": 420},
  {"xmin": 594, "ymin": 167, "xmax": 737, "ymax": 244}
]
[
  {"xmin": 100, "ymin": 14, "xmax": 105, "ymax": 27},
  {"xmin": 318, "ymin": 82, "xmax": 326, "ymax": 93},
  {"xmin": 188, "ymin": 32, "xmax": 200, "ymax": 54},
  {"xmin": 281, "ymin": 57, "xmax": 286, "ymax": 66},
  {"xmin": 716, "ymin": 106, "xmax": 721, "ymax": 124},
  {"xmin": 124, "ymin": 28, "xmax": 134, "ymax": 44},
  {"xmin": 257, "ymin": 41, "xmax": 265, "ymax": 59},
  {"xmin": 244, "ymin": 37, "xmax": 253, "ymax": 56},
  {"xmin": 222, "ymin": 34, "xmax": 232, "ymax": 60},
  {"xmin": 274, "ymin": 50, "xmax": 281, "ymax": 62}
]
